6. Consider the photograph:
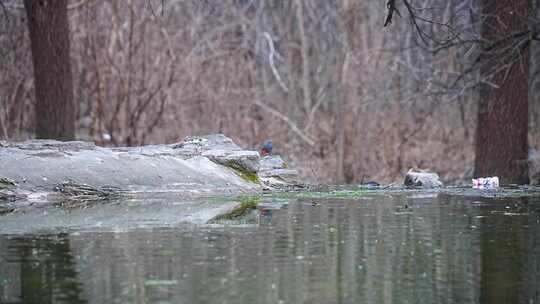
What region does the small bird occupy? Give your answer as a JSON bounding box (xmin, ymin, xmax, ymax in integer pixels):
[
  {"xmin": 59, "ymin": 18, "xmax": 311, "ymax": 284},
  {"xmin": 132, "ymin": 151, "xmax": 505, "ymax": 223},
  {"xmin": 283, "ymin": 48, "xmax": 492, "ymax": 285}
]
[{"xmin": 260, "ymin": 140, "xmax": 273, "ymax": 157}]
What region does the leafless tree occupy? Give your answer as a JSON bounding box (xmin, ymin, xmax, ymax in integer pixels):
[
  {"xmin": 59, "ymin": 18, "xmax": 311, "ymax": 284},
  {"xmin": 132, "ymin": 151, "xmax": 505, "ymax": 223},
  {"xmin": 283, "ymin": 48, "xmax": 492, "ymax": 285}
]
[{"xmin": 385, "ymin": 0, "xmax": 533, "ymax": 184}]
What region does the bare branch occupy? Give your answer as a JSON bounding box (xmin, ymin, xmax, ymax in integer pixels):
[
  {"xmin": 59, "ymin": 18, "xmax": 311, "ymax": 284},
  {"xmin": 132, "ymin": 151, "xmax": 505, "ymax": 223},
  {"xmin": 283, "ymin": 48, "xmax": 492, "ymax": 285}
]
[
  {"xmin": 0, "ymin": 0, "xmax": 8, "ymax": 20},
  {"xmin": 263, "ymin": 32, "xmax": 288, "ymax": 92},
  {"xmin": 252, "ymin": 99, "xmax": 315, "ymax": 147},
  {"xmin": 384, "ymin": 0, "xmax": 401, "ymax": 27}
]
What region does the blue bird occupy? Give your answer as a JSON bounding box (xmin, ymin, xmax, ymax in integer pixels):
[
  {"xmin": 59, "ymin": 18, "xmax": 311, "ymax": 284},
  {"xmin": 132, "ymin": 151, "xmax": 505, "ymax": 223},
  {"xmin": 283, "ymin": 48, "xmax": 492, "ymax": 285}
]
[{"xmin": 260, "ymin": 140, "xmax": 273, "ymax": 156}]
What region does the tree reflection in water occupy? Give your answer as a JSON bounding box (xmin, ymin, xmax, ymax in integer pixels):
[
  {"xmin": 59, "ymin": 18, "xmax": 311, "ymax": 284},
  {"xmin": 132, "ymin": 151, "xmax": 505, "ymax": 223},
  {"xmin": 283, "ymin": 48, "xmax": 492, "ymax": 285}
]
[{"xmin": 1, "ymin": 233, "xmax": 85, "ymax": 304}]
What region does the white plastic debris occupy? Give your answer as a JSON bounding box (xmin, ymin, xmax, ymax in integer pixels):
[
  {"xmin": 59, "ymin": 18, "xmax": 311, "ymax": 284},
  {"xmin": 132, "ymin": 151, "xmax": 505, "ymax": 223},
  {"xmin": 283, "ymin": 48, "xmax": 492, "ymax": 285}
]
[{"xmin": 472, "ymin": 176, "xmax": 499, "ymax": 189}]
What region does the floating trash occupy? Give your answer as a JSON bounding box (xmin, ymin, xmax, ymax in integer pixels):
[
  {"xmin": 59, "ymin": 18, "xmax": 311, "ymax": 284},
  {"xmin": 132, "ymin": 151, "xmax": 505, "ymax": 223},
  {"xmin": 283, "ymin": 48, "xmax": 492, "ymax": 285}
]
[{"xmin": 472, "ymin": 176, "xmax": 499, "ymax": 189}]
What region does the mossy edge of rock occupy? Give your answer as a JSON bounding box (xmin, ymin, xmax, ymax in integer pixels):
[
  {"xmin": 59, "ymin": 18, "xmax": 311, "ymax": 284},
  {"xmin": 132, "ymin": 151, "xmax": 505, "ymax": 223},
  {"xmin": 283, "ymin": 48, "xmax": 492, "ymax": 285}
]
[
  {"xmin": 236, "ymin": 170, "xmax": 261, "ymax": 184},
  {"xmin": 229, "ymin": 165, "xmax": 261, "ymax": 185}
]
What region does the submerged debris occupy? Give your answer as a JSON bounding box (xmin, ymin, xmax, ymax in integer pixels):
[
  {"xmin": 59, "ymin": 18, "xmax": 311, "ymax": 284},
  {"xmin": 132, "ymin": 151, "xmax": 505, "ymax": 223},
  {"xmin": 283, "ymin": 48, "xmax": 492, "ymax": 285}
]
[
  {"xmin": 54, "ymin": 181, "xmax": 125, "ymax": 208},
  {"xmin": 0, "ymin": 177, "xmax": 17, "ymax": 189},
  {"xmin": 0, "ymin": 178, "xmax": 19, "ymax": 212}
]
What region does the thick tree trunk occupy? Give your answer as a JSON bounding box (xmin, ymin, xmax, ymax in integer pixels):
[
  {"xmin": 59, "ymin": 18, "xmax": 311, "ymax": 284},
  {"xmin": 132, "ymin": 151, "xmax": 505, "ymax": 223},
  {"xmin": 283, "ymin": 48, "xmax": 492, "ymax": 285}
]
[
  {"xmin": 475, "ymin": 0, "xmax": 530, "ymax": 184},
  {"xmin": 24, "ymin": 0, "xmax": 75, "ymax": 140}
]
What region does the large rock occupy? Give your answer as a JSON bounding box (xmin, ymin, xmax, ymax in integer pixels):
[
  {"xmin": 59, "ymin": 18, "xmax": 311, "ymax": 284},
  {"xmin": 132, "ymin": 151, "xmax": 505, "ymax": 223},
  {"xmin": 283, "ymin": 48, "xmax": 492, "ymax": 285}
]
[
  {"xmin": 258, "ymin": 155, "xmax": 302, "ymax": 189},
  {"xmin": 404, "ymin": 169, "xmax": 443, "ymax": 188},
  {"xmin": 260, "ymin": 155, "xmax": 288, "ymax": 171},
  {"xmin": 0, "ymin": 136, "xmax": 260, "ymax": 203},
  {"xmin": 0, "ymin": 135, "xmax": 304, "ymax": 208}
]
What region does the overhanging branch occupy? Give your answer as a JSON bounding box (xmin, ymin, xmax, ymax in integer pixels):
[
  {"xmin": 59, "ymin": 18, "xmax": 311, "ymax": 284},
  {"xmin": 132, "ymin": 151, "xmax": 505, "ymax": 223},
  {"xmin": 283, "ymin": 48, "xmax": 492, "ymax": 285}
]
[{"xmin": 384, "ymin": 0, "xmax": 401, "ymax": 27}]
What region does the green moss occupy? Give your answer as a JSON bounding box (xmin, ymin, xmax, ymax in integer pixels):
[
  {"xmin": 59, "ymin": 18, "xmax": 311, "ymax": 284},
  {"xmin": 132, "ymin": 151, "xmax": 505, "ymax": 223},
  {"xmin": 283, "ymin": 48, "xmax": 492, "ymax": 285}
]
[
  {"xmin": 266, "ymin": 190, "xmax": 366, "ymax": 199},
  {"xmin": 217, "ymin": 159, "xmax": 261, "ymax": 185},
  {"xmin": 236, "ymin": 169, "xmax": 261, "ymax": 184},
  {"xmin": 213, "ymin": 196, "xmax": 261, "ymax": 221}
]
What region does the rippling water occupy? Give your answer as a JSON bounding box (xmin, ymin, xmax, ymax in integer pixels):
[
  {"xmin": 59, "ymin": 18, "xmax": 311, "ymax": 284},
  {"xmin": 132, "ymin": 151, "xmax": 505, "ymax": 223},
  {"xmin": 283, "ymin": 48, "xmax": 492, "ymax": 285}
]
[{"xmin": 1, "ymin": 190, "xmax": 539, "ymax": 304}]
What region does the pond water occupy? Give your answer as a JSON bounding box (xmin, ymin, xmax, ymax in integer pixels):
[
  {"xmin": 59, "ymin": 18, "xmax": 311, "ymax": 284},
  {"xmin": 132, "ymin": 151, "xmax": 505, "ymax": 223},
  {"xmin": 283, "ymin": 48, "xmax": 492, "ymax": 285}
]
[{"xmin": 1, "ymin": 189, "xmax": 540, "ymax": 304}]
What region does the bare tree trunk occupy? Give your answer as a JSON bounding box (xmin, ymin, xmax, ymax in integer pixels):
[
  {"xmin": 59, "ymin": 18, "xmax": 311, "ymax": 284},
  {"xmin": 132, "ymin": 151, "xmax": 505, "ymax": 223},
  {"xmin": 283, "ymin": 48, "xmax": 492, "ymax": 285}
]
[
  {"xmin": 24, "ymin": 0, "xmax": 75, "ymax": 140},
  {"xmin": 295, "ymin": 0, "xmax": 312, "ymax": 113},
  {"xmin": 474, "ymin": 0, "xmax": 530, "ymax": 184},
  {"xmin": 335, "ymin": 0, "xmax": 357, "ymax": 183},
  {"xmin": 335, "ymin": 54, "xmax": 348, "ymax": 183}
]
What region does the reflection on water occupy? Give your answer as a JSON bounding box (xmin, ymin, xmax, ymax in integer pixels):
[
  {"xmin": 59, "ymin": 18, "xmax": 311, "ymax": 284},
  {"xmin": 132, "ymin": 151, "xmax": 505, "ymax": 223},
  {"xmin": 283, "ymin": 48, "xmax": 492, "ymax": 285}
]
[
  {"xmin": 1, "ymin": 192, "xmax": 539, "ymax": 304},
  {"xmin": 0, "ymin": 234, "xmax": 85, "ymax": 304}
]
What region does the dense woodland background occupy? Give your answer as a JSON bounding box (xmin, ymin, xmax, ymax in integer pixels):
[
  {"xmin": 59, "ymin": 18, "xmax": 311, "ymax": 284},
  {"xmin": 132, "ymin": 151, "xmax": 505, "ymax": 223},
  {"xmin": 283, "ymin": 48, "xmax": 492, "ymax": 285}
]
[{"xmin": 0, "ymin": 0, "xmax": 539, "ymax": 184}]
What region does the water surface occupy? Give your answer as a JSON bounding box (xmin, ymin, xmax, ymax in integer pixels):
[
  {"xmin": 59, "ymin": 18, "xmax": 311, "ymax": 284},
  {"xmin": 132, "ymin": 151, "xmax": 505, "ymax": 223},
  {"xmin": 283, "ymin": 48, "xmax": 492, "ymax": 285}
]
[{"xmin": 1, "ymin": 189, "xmax": 539, "ymax": 303}]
